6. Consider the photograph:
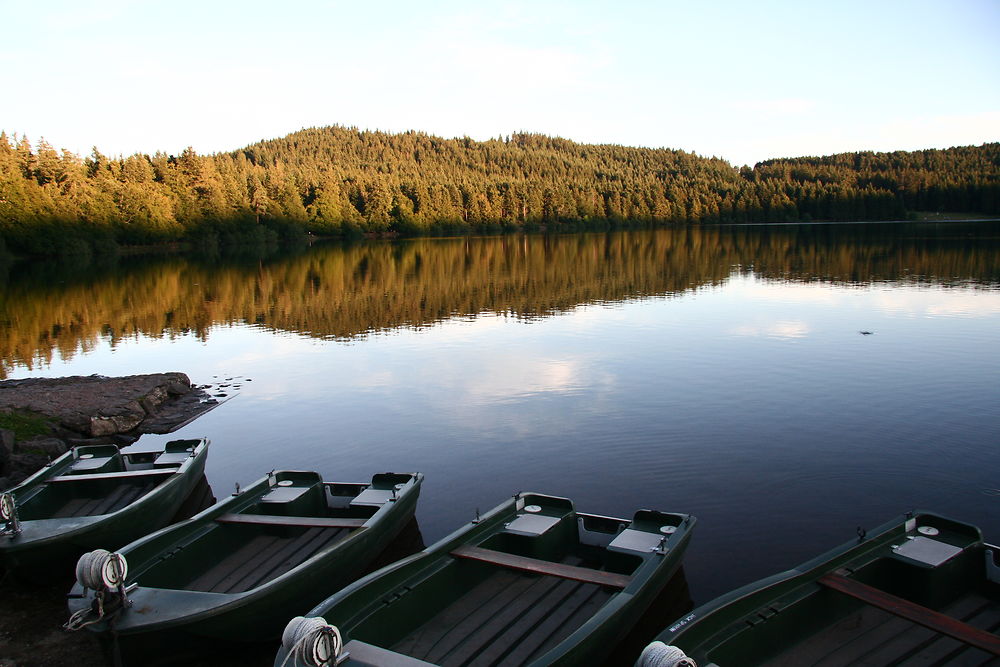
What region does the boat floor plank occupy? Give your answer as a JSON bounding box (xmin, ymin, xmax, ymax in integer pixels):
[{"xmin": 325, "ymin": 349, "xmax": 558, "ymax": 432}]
[
  {"xmin": 818, "ymin": 575, "xmax": 1000, "ymax": 657},
  {"xmin": 50, "ymin": 496, "xmax": 94, "ymax": 519},
  {"xmin": 181, "ymin": 534, "xmax": 281, "ymax": 592},
  {"xmin": 761, "ymin": 591, "xmax": 1000, "ymax": 667},
  {"xmin": 88, "ymin": 484, "xmax": 135, "ymax": 516},
  {"xmin": 393, "ymin": 564, "xmax": 614, "ymax": 667},
  {"xmin": 415, "ymin": 572, "xmax": 544, "ymax": 664},
  {"xmin": 473, "ymin": 579, "xmax": 606, "ymax": 666},
  {"xmin": 222, "ymin": 526, "xmax": 347, "ymax": 594},
  {"xmin": 91, "ymin": 483, "xmax": 150, "ymax": 515},
  {"xmin": 393, "ymin": 570, "xmax": 526, "ymax": 661},
  {"xmin": 519, "ymin": 582, "xmax": 612, "ymax": 662},
  {"xmin": 896, "ymin": 596, "xmax": 1000, "ymax": 667},
  {"xmin": 66, "ymin": 494, "xmax": 108, "ymax": 517},
  {"xmin": 258, "ymin": 526, "xmax": 349, "ymax": 585},
  {"xmin": 435, "ymin": 575, "xmax": 574, "ymax": 666},
  {"xmin": 50, "ymin": 481, "xmax": 157, "ymax": 518},
  {"xmin": 208, "ymin": 528, "xmax": 323, "ymax": 594}
]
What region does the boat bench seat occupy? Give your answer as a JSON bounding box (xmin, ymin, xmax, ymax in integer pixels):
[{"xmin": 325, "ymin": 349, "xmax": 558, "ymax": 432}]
[
  {"xmin": 215, "ymin": 513, "xmax": 367, "ymax": 529},
  {"xmin": 69, "ymin": 455, "xmax": 119, "ymax": 473},
  {"xmin": 47, "ymin": 468, "xmax": 178, "ymax": 483},
  {"xmin": 450, "ymin": 545, "xmax": 632, "ymax": 589}
]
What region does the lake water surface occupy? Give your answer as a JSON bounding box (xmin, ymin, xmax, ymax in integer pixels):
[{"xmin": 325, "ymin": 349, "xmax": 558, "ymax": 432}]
[{"xmin": 3, "ymin": 222, "xmax": 998, "ymax": 609}]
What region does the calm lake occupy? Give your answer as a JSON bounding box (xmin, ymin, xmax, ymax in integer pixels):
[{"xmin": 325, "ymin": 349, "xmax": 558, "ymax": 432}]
[{"xmin": 2, "ymin": 222, "xmax": 999, "ymax": 609}]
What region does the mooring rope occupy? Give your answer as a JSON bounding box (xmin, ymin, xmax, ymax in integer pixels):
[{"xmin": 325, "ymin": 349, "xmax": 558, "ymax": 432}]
[
  {"xmin": 64, "ymin": 550, "xmax": 128, "ymax": 631},
  {"xmin": 64, "ymin": 591, "xmax": 106, "ymax": 631},
  {"xmin": 74, "ymin": 549, "xmax": 128, "ymax": 591},
  {"xmin": 280, "ymin": 615, "xmax": 343, "ymax": 667},
  {"xmin": 636, "ymin": 641, "xmax": 698, "ymax": 667},
  {"xmin": 0, "ymin": 492, "xmax": 14, "ymax": 521}
]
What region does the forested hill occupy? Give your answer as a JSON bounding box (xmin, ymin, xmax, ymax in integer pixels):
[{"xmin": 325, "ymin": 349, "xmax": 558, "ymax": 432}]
[
  {"xmin": 754, "ymin": 144, "xmax": 1000, "ymax": 214},
  {"xmin": 0, "ymin": 125, "xmax": 997, "ymax": 256}
]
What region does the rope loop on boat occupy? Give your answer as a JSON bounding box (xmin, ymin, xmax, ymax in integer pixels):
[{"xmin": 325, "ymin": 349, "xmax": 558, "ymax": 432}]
[
  {"xmin": 64, "ymin": 590, "xmax": 107, "ymax": 631},
  {"xmin": 75, "ymin": 549, "xmax": 128, "ymax": 591},
  {"xmin": 281, "ymin": 615, "xmax": 343, "ymax": 666},
  {"xmin": 0, "ymin": 492, "xmax": 14, "ymax": 521},
  {"xmin": 66, "ymin": 550, "xmax": 130, "ymax": 631},
  {"xmin": 636, "ymin": 641, "xmax": 698, "ymax": 667},
  {"xmin": 0, "ymin": 492, "xmax": 19, "ymax": 536}
]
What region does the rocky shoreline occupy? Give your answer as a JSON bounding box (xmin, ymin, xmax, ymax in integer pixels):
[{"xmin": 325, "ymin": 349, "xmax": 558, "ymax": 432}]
[
  {"xmin": 0, "ymin": 372, "xmax": 247, "ymax": 667},
  {"xmin": 0, "ymin": 373, "xmax": 220, "ymax": 489}
]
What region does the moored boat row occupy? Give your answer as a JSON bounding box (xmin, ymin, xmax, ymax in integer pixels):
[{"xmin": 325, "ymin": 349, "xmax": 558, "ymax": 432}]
[{"xmin": 3, "ymin": 442, "xmax": 997, "ymax": 666}]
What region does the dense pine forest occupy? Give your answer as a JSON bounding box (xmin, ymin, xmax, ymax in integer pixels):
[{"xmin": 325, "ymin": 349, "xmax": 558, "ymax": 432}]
[{"xmin": 0, "ymin": 126, "xmax": 997, "ymax": 256}]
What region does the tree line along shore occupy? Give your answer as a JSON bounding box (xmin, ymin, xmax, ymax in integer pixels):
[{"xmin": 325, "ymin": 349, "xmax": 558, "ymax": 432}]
[{"xmin": 0, "ymin": 126, "xmax": 997, "ymax": 257}]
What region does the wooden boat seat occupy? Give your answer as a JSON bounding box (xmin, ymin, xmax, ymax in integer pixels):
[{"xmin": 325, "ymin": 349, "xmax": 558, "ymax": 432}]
[
  {"xmin": 450, "ymin": 545, "xmax": 632, "ymax": 589},
  {"xmin": 215, "ymin": 513, "xmax": 367, "ymax": 529},
  {"xmin": 818, "ymin": 573, "xmax": 1000, "ymax": 656},
  {"xmin": 47, "ymin": 468, "xmax": 178, "ymax": 483}
]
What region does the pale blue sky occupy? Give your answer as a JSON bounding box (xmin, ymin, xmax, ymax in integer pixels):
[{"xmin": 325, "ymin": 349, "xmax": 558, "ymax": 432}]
[{"xmin": 3, "ymin": 0, "xmax": 998, "ymax": 165}]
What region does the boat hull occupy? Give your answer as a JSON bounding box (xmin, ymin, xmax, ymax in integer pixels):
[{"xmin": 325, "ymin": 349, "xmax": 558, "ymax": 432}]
[
  {"xmin": 68, "ymin": 470, "xmax": 423, "ymax": 664},
  {"xmin": 639, "ymin": 511, "xmax": 1000, "ymax": 667},
  {"xmin": 276, "ymin": 493, "xmax": 696, "ymax": 667},
  {"xmin": 1, "ymin": 439, "xmax": 209, "ymax": 575}
]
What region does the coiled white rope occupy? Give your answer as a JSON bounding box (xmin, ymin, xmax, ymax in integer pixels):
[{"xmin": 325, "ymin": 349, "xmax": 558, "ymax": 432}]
[
  {"xmin": 280, "ymin": 616, "xmax": 343, "ymax": 667},
  {"xmin": 75, "ymin": 549, "xmax": 128, "ymax": 591},
  {"xmin": 0, "ymin": 492, "xmax": 14, "ymax": 522},
  {"xmin": 65, "ymin": 550, "xmax": 129, "ymax": 631},
  {"xmin": 636, "ymin": 641, "xmax": 697, "ymax": 667}
]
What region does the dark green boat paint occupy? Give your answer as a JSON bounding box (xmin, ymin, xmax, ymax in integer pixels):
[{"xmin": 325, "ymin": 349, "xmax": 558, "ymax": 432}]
[
  {"xmin": 638, "ymin": 511, "xmax": 1000, "ymax": 667},
  {"xmin": 66, "ymin": 469, "xmax": 422, "ymax": 658},
  {"xmin": 275, "ymin": 492, "xmax": 695, "ymax": 667},
  {"xmin": 0, "ymin": 438, "xmax": 209, "ymax": 573}
]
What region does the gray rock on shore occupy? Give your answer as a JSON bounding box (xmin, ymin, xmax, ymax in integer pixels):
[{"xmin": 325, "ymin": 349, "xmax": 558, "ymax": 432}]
[{"xmin": 0, "ymin": 373, "xmax": 219, "ymax": 487}]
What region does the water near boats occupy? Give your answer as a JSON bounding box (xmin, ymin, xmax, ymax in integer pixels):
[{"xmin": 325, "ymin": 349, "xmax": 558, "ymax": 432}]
[
  {"xmin": 0, "ymin": 438, "xmax": 209, "ymax": 573},
  {"xmin": 638, "ymin": 511, "xmax": 1000, "ymax": 666},
  {"xmin": 275, "ymin": 492, "xmax": 695, "ymax": 667},
  {"xmin": 65, "ymin": 469, "xmax": 422, "ymax": 662}
]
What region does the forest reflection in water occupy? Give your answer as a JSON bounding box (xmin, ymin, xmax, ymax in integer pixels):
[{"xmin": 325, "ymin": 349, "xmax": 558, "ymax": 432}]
[{"xmin": 2, "ymin": 222, "xmax": 998, "ymax": 377}]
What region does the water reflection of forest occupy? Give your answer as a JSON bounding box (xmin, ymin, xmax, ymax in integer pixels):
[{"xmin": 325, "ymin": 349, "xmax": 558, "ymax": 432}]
[{"xmin": 2, "ymin": 224, "xmax": 998, "ymax": 376}]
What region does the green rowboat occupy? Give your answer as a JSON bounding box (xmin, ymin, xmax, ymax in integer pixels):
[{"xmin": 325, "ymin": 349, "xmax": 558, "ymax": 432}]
[
  {"xmin": 0, "ymin": 438, "xmax": 209, "ymax": 573},
  {"xmin": 66, "ymin": 469, "xmax": 422, "ymax": 660},
  {"xmin": 275, "ymin": 492, "xmax": 695, "ymax": 667},
  {"xmin": 637, "ymin": 511, "xmax": 1000, "ymax": 667}
]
